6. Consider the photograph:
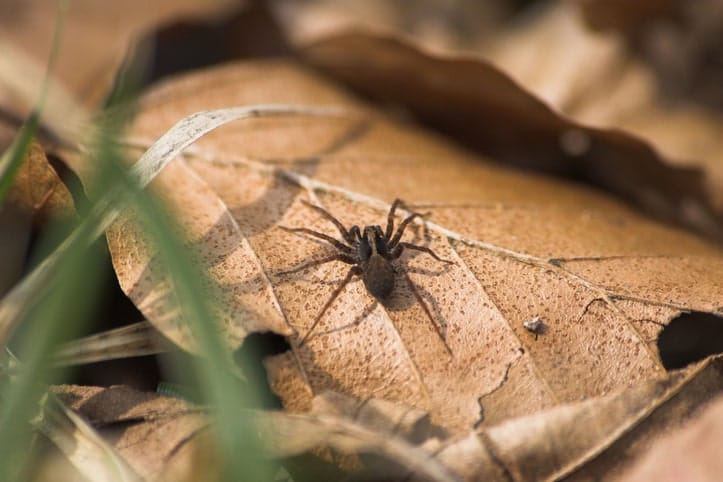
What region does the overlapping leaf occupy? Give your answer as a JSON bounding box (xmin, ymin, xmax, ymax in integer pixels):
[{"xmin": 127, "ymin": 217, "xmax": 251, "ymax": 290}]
[{"xmin": 82, "ymin": 59, "xmax": 723, "ymax": 442}]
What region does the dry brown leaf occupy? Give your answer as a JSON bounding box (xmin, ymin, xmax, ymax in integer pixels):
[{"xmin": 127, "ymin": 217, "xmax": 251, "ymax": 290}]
[
  {"xmin": 80, "ymin": 57, "xmax": 723, "ymax": 446},
  {"xmin": 479, "ymin": 2, "xmax": 723, "ymax": 215},
  {"xmin": 53, "ymin": 321, "xmax": 168, "ymax": 367},
  {"xmin": 301, "ymin": 29, "xmax": 723, "ymax": 240},
  {"xmin": 432, "ymin": 356, "xmax": 723, "ymax": 481},
  {"xmin": 617, "ymin": 390, "xmax": 723, "ymax": 482},
  {"xmin": 47, "ymin": 356, "xmax": 723, "ymax": 482},
  {"xmin": 53, "ymin": 384, "xmax": 208, "ymax": 482},
  {"xmin": 53, "ymin": 385, "xmax": 459, "ymax": 482},
  {"xmin": 4, "ymin": 140, "xmax": 75, "ymax": 221},
  {"xmin": 35, "ymin": 391, "xmax": 142, "ymax": 482}
]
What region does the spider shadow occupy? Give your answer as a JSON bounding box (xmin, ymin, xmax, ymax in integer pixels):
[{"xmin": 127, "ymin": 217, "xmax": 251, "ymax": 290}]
[
  {"xmin": 307, "ymin": 298, "xmax": 380, "ymax": 342},
  {"xmin": 389, "ymin": 267, "xmax": 452, "ymax": 339},
  {"xmin": 123, "ymin": 119, "xmax": 371, "ymax": 327},
  {"xmin": 297, "ymin": 264, "xmax": 453, "ymax": 345},
  {"xmin": 228, "ymin": 118, "xmax": 371, "ymax": 238}
]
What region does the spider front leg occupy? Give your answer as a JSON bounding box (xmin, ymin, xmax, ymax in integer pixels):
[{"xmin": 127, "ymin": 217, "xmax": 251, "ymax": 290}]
[
  {"xmin": 278, "ymin": 253, "xmax": 356, "ymax": 276},
  {"xmin": 391, "ymin": 242, "xmax": 454, "ymax": 264},
  {"xmin": 388, "ymin": 209, "xmax": 432, "ymax": 249},
  {"xmin": 301, "ymin": 200, "xmax": 357, "ymax": 245},
  {"xmin": 385, "ymin": 199, "xmax": 404, "ymax": 240},
  {"xmin": 299, "ymin": 265, "xmax": 363, "ymax": 346},
  {"xmin": 279, "ymin": 226, "xmax": 353, "ymax": 254}
]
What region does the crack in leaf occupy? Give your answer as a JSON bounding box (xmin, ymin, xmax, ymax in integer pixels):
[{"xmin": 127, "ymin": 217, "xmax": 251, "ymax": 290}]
[{"xmin": 475, "ymin": 358, "xmax": 517, "ymax": 428}]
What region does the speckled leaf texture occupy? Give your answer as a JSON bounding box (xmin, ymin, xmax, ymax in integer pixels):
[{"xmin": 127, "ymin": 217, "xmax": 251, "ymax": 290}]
[{"xmin": 110, "ymin": 56, "xmax": 723, "ymax": 449}]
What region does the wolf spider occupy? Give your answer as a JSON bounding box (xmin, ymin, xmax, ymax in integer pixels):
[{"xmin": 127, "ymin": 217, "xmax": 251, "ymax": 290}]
[{"xmin": 279, "ymin": 198, "xmax": 454, "ymax": 353}]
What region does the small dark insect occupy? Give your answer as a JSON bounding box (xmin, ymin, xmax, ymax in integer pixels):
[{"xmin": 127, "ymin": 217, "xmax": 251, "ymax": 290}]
[
  {"xmin": 279, "ymin": 199, "xmax": 454, "ymax": 351},
  {"xmin": 523, "ymin": 316, "xmax": 547, "ymax": 340}
]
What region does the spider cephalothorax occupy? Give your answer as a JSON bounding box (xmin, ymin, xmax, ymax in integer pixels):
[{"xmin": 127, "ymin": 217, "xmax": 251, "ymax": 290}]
[{"xmin": 279, "ymin": 199, "xmax": 454, "ymax": 350}]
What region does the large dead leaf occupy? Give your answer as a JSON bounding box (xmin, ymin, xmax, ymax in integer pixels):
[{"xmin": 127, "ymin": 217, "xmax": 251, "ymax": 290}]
[
  {"xmin": 78, "ymin": 58, "xmax": 723, "ymax": 445},
  {"xmin": 301, "ymin": 29, "xmax": 723, "ymax": 240}
]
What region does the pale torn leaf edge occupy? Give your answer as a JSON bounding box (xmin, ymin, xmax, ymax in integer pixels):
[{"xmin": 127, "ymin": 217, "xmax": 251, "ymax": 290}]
[
  {"xmin": 33, "ymin": 391, "xmax": 142, "ymax": 482},
  {"xmin": 0, "ymin": 105, "xmax": 350, "ymax": 347}
]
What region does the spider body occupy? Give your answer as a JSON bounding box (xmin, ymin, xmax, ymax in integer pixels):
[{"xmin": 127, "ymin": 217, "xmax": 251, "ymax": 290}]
[
  {"xmin": 358, "ymin": 225, "xmax": 394, "ymax": 300},
  {"xmin": 280, "ymin": 199, "xmax": 454, "ymax": 350}
]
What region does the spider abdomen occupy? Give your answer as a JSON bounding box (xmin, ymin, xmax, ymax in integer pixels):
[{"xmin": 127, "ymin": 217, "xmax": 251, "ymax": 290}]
[{"xmin": 363, "ymin": 254, "xmax": 395, "ymax": 301}]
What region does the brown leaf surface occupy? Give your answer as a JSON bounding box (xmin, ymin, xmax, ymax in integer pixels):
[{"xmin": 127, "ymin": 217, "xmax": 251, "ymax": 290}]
[
  {"xmin": 53, "ymin": 384, "xmax": 208, "ymax": 482},
  {"xmin": 433, "ymin": 356, "xmax": 723, "ymax": 481},
  {"xmin": 617, "ymin": 389, "xmax": 723, "ymax": 482},
  {"xmin": 300, "ymin": 20, "xmax": 723, "ymax": 240},
  {"xmin": 4, "ymin": 140, "xmax": 75, "ymax": 220},
  {"xmin": 92, "ymin": 58, "xmax": 723, "ymax": 446},
  {"xmin": 53, "ymin": 385, "xmax": 460, "ymax": 482},
  {"xmin": 478, "ymin": 2, "xmax": 723, "ymax": 214}
]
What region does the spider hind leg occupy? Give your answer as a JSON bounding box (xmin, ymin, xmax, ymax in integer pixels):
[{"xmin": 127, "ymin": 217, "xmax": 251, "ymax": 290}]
[{"xmin": 298, "ymin": 265, "xmax": 362, "ymax": 346}]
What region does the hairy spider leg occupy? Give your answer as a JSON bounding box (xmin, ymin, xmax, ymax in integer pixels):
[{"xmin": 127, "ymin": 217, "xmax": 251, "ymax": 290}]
[
  {"xmin": 301, "ymin": 200, "xmax": 356, "ymax": 244},
  {"xmin": 299, "ymin": 265, "xmax": 363, "ymax": 346},
  {"xmin": 385, "ymin": 199, "xmax": 404, "ymax": 239},
  {"xmin": 280, "ymin": 226, "xmax": 353, "ymax": 254},
  {"xmin": 278, "ymin": 253, "xmax": 356, "ymax": 276},
  {"xmin": 392, "ymin": 242, "xmax": 454, "ymax": 264},
  {"xmin": 402, "ymin": 271, "xmax": 453, "ymax": 357},
  {"xmin": 388, "ymin": 212, "xmax": 426, "ymax": 249}
]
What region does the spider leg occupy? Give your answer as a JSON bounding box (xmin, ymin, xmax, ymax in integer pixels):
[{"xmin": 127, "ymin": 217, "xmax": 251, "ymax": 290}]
[
  {"xmin": 402, "ymin": 271, "xmax": 453, "ymax": 357},
  {"xmin": 299, "ymin": 265, "xmax": 363, "ymax": 346},
  {"xmin": 278, "ymin": 253, "xmax": 356, "ymax": 276},
  {"xmin": 388, "ymin": 212, "xmax": 429, "ymax": 249},
  {"xmin": 349, "ymin": 225, "xmax": 362, "ymax": 242},
  {"xmin": 301, "ymin": 200, "xmax": 356, "ymax": 244},
  {"xmin": 392, "ymin": 242, "xmax": 454, "ymax": 264},
  {"xmin": 384, "ymin": 199, "xmax": 404, "ymax": 240},
  {"xmin": 279, "ymin": 226, "xmax": 352, "ymax": 253}
]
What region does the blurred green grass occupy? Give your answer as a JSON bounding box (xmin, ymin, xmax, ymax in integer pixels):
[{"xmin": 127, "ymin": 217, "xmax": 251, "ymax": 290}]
[{"xmin": 0, "ymin": 7, "xmax": 272, "ymax": 482}]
